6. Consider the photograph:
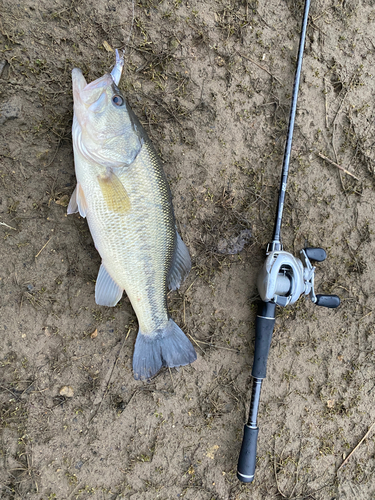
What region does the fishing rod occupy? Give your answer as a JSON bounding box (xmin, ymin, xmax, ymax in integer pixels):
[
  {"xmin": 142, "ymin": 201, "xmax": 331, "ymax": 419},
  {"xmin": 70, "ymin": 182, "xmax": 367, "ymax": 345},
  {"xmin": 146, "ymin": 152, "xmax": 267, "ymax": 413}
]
[{"xmin": 237, "ymin": 0, "xmax": 340, "ymax": 483}]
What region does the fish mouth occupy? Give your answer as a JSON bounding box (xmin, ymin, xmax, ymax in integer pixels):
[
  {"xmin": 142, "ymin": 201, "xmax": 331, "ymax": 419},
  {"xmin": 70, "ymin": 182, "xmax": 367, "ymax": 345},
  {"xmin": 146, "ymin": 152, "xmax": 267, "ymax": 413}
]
[
  {"xmin": 79, "ymin": 74, "xmax": 113, "ymax": 106},
  {"xmin": 72, "ymin": 50, "xmax": 124, "ymax": 106}
]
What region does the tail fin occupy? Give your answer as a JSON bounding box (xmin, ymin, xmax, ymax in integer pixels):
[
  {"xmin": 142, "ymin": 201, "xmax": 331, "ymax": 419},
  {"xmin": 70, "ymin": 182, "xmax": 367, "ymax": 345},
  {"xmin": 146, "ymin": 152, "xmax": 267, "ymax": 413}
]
[{"xmin": 132, "ymin": 319, "xmax": 197, "ymax": 380}]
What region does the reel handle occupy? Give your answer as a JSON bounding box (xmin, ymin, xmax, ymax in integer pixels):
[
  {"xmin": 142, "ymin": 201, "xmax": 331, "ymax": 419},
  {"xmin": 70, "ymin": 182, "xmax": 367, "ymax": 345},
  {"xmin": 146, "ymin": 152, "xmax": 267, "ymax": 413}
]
[
  {"xmin": 303, "ymin": 248, "xmax": 340, "ymax": 308},
  {"xmin": 315, "ymin": 294, "xmax": 340, "ymax": 308},
  {"xmin": 304, "ymin": 247, "xmax": 326, "ymax": 262}
]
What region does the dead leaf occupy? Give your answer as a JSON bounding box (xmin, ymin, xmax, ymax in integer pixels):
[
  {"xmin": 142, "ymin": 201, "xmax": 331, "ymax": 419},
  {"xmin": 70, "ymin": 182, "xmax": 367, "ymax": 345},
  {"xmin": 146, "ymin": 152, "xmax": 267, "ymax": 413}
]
[
  {"xmin": 55, "ymin": 195, "xmax": 70, "ymax": 207},
  {"xmin": 103, "ymin": 41, "xmax": 113, "ymax": 52},
  {"xmin": 91, "ymin": 328, "xmax": 98, "ymax": 339}
]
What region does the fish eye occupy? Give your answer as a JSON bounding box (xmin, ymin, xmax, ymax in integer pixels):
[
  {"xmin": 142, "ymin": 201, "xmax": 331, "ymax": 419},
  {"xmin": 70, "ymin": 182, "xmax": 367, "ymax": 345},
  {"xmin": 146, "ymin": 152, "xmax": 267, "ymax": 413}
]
[{"xmin": 112, "ymin": 95, "xmax": 124, "ymax": 106}]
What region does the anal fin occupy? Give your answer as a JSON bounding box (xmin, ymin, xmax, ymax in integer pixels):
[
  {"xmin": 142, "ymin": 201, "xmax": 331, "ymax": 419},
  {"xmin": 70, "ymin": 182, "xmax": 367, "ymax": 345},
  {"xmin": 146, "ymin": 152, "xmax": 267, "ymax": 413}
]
[{"xmin": 167, "ymin": 231, "xmax": 192, "ymax": 291}]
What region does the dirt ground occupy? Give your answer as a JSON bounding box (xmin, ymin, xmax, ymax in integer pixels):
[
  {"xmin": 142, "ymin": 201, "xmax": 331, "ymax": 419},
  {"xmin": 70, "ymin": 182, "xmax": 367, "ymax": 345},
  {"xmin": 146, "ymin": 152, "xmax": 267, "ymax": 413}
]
[{"xmin": 1, "ymin": 0, "xmax": 375, "ymax": 498}]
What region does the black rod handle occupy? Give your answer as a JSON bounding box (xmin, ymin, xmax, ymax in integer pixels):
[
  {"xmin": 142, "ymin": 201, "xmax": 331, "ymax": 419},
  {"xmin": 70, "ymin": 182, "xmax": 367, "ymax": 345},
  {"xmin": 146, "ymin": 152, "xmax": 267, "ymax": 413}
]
[
  {"xmin": 237, "ymin": 301, "xmax": 276, "ymax": 483},
  {"xmin": 237, "ymin": 424, "xmax": 259, "ymax": 483},
  {"xmin": 252, "ymin": 301, "xmax": 276, "ymax": 379}
]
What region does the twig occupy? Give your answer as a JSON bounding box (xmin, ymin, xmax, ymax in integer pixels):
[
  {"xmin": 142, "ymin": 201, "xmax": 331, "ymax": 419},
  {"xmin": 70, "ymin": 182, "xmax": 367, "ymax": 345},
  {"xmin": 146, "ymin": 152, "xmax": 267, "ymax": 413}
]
[
  {"xmin": 0, "ymin": 385, "xmax": 19, "ymax": 398},
  {"xmin": 67, "ymin": 482, "xmax": 83, "ymax": 500},
  {"xmin": 0, "ymin": 221, "xmax": 16, "ymax": 230},
  {"xmin": 0, "ymin": 482, "xmax": 14, "ymax": 494},
  {"xmin": 183, "ymin": 296, "xmax": 186, "ymax": 326},
  {"xmin": 168, "ymin": 367, "xmax": 175, "ymax": 390},
  {"xmin": 359, "ymin": 310, "xmax": 372, "ymax": 322},
  {"xmin": 88, "ymin": 330, "xmax": 130, "ymax": 424},
  {"xmin": 35, "ymin": 237, "xmax": 52, "ymax": 258},
  {"xmin": 45, "ymin": 139, "xmax": 62, "ymax": 168},
  {"xmin": 186, "ymin": 332, "xmax": 205, "ymax": 354},
  {"xmin": 312, "ymin": 8, "xmax": 333, "ymax": 23},
  {"xmin": 236, "ymin": 51, "xmax": 282, "ymax": 85},
  {"xmin": 288, "ymin": 442, "xmax": 302, "ymax": 499},
  {"xmin": 274, "ymin": 437, "xmax": 287, "ymax": 498},
  {"xmin": 125, "ymin": 0, "xmax": 135, "ymax": 53},
  {"xmin": 184, "ymin": 277, "xmax": 198, "ymax": 295},
  {"xmin": 188, "ymin": 334, "xmax": 239, "ymax": 353},
  {"xmin": 288, "ymin": 481, "xmax": 333, "ymax": 500},
  {"xmin": 316, "ymin": 152, "xmax": 360, "ymax": 181},
  {"xmin": 338, "ymin": 421, "xmax": 375, "ymax": 471},
  {"xmin": 332, "ymin": 69, "xmax": 359, "ymax": 129},
  {"xmin": 323, "ymin": 77, "xmax": 329, "ymax": 129}
]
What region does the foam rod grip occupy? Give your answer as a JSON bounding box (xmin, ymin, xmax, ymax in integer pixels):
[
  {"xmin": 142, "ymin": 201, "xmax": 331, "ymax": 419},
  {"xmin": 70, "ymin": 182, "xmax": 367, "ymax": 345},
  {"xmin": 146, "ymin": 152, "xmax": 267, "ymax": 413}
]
[
  {"xmin": 237, "ymin": 425, "xmax": 259, "ymax": 483},
  {"xmin": 252, "ymin": 301, "xmax": 276, "ymax": 379}
]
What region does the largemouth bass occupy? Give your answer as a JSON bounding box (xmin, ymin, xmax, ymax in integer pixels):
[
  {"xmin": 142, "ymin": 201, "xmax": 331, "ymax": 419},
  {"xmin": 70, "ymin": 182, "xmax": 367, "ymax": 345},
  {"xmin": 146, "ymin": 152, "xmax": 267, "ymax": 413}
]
[{"xmin": 68, "ymin": 50, "xmax": 196, "ymax": 380}]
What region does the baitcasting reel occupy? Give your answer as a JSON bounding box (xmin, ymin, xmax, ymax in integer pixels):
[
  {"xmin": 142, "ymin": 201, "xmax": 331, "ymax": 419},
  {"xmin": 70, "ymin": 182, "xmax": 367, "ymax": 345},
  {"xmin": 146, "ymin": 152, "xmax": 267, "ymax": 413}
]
[{"xmin": 257, "ymin": 246, "xmax": 340, "ymax": 309}]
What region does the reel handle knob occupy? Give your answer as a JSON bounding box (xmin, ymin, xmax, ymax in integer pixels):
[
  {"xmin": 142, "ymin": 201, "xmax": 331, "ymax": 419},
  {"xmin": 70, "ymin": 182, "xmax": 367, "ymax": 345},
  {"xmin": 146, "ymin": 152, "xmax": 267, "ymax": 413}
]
[
  {"xmin": 315, "ymin": 294, "xmax": 340, "ymax": 308},
  {"xmin": 304, "ymin": 247, "xmax": 327, "ymax": 262}
]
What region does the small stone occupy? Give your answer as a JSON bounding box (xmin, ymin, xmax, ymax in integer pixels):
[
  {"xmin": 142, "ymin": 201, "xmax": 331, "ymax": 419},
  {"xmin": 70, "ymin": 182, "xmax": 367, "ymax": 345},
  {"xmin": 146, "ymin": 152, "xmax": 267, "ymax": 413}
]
[
  {"xmin": 326, "ymin": 399, "xmax": 335, "ymax": 409},
  {"xmin": 215, "ymin": 56, "xmax": 225, "ymax": 67},
  {"xmin": 59, "ymin": 386, "xmax": 74, "ymax": 398},
  {"xmin": 0, "ymin": 96, "xmax": 22, "ymax": 125},
  {"xmin": 43, "ymin": 327, "xmax": 51, "ymax": 337}
]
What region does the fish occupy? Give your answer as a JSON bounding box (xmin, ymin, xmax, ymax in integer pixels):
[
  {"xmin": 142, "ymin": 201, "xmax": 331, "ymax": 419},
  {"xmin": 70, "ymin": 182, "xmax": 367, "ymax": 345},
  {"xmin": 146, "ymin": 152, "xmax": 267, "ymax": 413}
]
[{"xmin": 68, "ymin": 50, "xmax": 197, "ymax": 380}]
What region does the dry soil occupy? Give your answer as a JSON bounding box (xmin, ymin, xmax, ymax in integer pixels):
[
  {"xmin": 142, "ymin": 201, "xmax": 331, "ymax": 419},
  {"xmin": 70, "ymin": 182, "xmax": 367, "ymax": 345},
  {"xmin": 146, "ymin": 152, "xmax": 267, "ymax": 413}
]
[{"xmin": 1, "ymin": 0, "xmax": 375, "ymax": 499}]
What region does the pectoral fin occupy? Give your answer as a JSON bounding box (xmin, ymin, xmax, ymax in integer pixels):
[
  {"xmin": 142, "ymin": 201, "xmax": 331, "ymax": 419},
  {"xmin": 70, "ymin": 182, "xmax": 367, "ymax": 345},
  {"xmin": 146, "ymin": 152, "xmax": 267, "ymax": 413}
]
[
  {"xmin": 97, "ymin": 170, "xmax": 131, "ymax": 214},
  {"xmin": 167, "ymin": 231, "xmax": 192, "ymax": 290},
  {"xmin": 95, "ymin": 263, "xmax": 123, "ymax": 307},
  {"xmin": 67, "ymin": 183, "xmax": 88, "ymax": 218}
]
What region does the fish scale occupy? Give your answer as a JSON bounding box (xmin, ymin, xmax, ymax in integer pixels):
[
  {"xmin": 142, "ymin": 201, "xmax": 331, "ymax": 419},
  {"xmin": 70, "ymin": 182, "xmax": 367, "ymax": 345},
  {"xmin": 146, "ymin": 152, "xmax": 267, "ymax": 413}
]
[
  {"xmin": 104, "ymin": 142, "xmax": 174, "ymax": 334},
  {"xmin": 69, "ymin": 51, "xmax": 196, "ymax": 379}
]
